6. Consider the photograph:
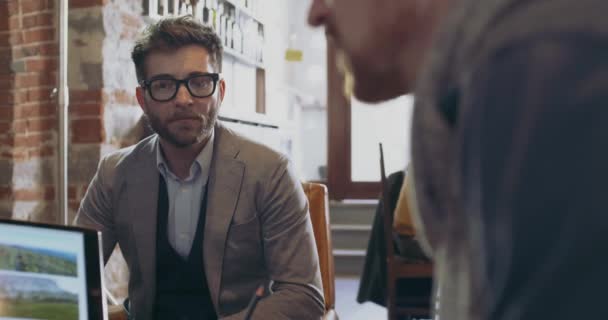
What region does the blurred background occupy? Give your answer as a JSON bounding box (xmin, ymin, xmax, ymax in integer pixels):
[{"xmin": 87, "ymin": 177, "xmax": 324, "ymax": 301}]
[{"xmin": 0, "ymin": 1, "xmax": 417, "ymax": 318}]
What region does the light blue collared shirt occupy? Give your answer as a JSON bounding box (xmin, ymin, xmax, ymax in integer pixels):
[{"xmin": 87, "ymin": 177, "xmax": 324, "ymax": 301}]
[{"xmin": 156, "ymin": 130, "xmax": 214, "ymax": 258}]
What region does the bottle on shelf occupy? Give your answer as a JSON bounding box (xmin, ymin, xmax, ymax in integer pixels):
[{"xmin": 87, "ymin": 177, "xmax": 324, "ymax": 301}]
[
  {"xmin": 232, "ymin": 11, "xmax": 243, "ymax": 53},
  {"xmin": 219, "ymin": 1, "xmax": 228, "ymax": 44},
  {"xmin": 256, "ymin": 23, "xmax": 264, "ymax": 63},
  {"xmin": 208, "ymin": 0, "xmax": 217, "ymax": 30},
  {"xmin": 242, "ymin": 19, "xmax": 254, "ymax": 59},
  {"xmin": 226, "ymin": 7, "xmax": 235, "ymax": 49},
  {"xmin": 202, "ymin": 0, "xmax": 210, "ymax": 25}
]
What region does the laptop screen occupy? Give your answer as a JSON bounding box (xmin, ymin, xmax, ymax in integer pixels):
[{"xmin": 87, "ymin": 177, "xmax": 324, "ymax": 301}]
[{"xmin": 0, "ymin": 219, "xmax": 106, "ymax": 320}]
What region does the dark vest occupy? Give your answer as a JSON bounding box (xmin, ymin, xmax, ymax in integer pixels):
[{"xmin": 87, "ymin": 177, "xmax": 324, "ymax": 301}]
[{"xmin": 154, "ymin": 175, "xmax": 217, "ymax": 320}]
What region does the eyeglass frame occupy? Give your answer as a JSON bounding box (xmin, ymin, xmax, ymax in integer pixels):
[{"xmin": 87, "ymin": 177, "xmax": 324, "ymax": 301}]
[{"xmin": 139, "ymin": 73, "xmax": 221, "ymax": 102}]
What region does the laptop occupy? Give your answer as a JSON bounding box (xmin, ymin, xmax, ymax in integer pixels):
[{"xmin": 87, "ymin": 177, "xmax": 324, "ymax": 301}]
[{"xmin": 0, "ymin": 219, "xmax": 107, "ymax": 320}]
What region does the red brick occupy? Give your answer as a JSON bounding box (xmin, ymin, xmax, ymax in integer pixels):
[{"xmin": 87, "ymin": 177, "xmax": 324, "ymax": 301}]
[
  {"xmin": 69, "ymin": 201, "xmax": 80, "ymax": 212},
  {"xmin": 71, "ymin": 118, "xmax": 104, "ymax": 143},
  {"xmin": 0, "ymin": 59, "xmax": 13, "ymax": 74},
  {"xmin": 0, "ymin": 19, "xmax": 8, "ymax": 33},
  {"xmin": 71, "ymin": 102, "xmax": 103, "ymax": 118},
  {"xmin": 0, "ymin": 32, "xmax": 10, "ymax": 46},
  {"xmin": 25, "ymin": 57, "xmax": 57, "ymax": 72},
  {"xmin": 68, "ymin": 186, "xmax": 77, "ymax": 199},
  {"xmin": 14, "ymin": 103, "xmax": 56, "ymax": 119},
  {"xmin": 11, "ymin": 187, "xmax": 55, "ymax": 201},
  {"xmin": 0, "ymin": 88, "xmax": 13, "ymax": 95},
  {"xmin": 28, "ymin": 144, "xmax": 54, "ymax": 158},
  {"xmin": 14, "ymin": 90, "xmax": 29, "ymax": 105},
  {"xmin": 13, "ymin": 44, "xmax": 40, "ymax": 59},
  {"xmin": 0, "ymin": 107, "xmax": 14, "ymax": 119},
  {"xmin": 0, "ymin": 75, "xmax": 15, "ymax": 89},
  {"xmin": 14, "ymin": 43, "xmax": 59, "ymax": 59},
  {"xmin": 23, "ymin": 28, "xmax": 55, "ymax": 43},
  {"xmin": 9, "ymin": 32, "xmax": 23, "ymax": 46},
  {"xmin": 13, "ymin": 117, "xmax": 56, "ymax": 134},
  {"xmin": 70, "ymin": 89, "xmax": 102, "ymax": 103},
  {"xmin": 21, "ymin": 0, "xmax": 53, "ymax": 14},
  {"xmin": 39, "ymin": 42, "xmax": 58, "ymax": 56},
  {"xmin": 0, "ymin": 148, "xmax": 27, "ymax": 161},
  {"xmin": 9, "ymin": 16, "xmax": 21, "ymax": 30},
  {"xmin": 0, "ymin": 68, "xmax": 13, "ymax": 76},
  {"xmin": 0, "ymin": 1, "xmax": 19, "ymax": 17},
  {"xmin": 69, "ymin": 0, "xmax": 105, "ymax": 9},
  {"xmin": 13, "ymin": 131, "xmax": 54, "ymax": 147},
  {"xmin": 0, "ymin": 16, "xmax": 19, "ymax": 32},
  {"xmin": 0, "ymin": 122, "xmax": 11, "ymax": 134},
  {"xmin": 25, "ymin": 87, "xmax": 54, "ymax": 102},
  {"xmin": 16, "ymin": 73, "xmax": 55, "ymax": 88},
  {"xmin": 0, "ymin": 91, "xmax": 15, "ymax": 105},
  {"xmin": 0, "ymin": 32, "xmax": 23, "ymax": 47},
  {"xmin": 0, "ymin": 187, "xmax": 11, "ymax": 199},
  {"xmin": 23, "ymin": 12, "xmax": 54, "ymax": 29},
  {"xmin": 30, "ymin": 117, "xmax": 56, "ymax": 132},
  {"xmin": 0, "ymin": 134, "xmax": 11, "ymax": 145}
]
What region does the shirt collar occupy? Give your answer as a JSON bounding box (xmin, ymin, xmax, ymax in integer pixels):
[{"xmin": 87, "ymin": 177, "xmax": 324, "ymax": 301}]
[{"xmin": 155, "ymin": 129, "xmax": 215, "ymax": 183}]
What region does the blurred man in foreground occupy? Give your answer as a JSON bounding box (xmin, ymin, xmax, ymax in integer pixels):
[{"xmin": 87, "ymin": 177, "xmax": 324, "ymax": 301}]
[{"xmin": 309, "ymin": 0, "xmax": 608, "ymax": 319}]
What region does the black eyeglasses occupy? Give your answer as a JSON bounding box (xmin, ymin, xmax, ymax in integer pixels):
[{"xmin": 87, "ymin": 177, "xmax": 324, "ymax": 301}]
[{"xmin": 140, "ymin": 73, "xmax": 220, "ymax": 102}]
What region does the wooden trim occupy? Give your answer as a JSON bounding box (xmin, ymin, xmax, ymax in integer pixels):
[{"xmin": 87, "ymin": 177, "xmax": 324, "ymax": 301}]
[
  {"xmin": 255, "ymin": 67, "xmax": 266, "ymax": 114},
  {"xmin": 326, "ymin": 41, "xmax": 380, "ymax": 200}
]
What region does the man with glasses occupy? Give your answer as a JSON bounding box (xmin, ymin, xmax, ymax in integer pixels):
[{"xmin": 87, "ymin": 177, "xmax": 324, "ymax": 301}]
[
  {"xmin": 310, "ymin": 0, "xmax": 608, "ymax": 319},
  {"xmin": 75, "ymin": 16, "xmax": 324, "ymax": 320}
]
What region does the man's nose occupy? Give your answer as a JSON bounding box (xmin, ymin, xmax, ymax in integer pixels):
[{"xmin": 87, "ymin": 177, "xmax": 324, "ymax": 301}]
[
  {"xmin": 174, "ymin": 83, "xmax": 193, "ymax": 106},
  {"xmin": 308, "ymin": 0, "xmax": 330, "ymax": 27}
]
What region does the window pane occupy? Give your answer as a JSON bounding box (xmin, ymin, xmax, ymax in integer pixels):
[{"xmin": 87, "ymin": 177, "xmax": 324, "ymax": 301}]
[{"xmin": 351, "ymin": 95, "xmax": 414, "ymax": 182}]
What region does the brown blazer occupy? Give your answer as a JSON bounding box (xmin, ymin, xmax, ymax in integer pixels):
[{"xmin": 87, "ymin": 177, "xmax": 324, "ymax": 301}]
[{"xmin": 75, "ymin": 123, "xmax": 324, "ymax": 320}]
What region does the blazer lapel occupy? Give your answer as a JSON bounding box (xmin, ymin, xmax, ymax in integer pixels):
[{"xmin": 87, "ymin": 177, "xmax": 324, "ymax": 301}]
[
  {"xmin": 204, "ymin": 124, "xmax": 245, "ymax": 309},
  {"xmin": 128, "ymin": 135, "xmax": 160, "ymax": 318}
]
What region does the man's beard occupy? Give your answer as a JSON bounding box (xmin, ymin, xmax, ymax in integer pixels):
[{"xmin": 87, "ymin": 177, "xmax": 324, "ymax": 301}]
[{"xmin": 145, "ymin": 107, "xmax": 218, "ymax": 148}]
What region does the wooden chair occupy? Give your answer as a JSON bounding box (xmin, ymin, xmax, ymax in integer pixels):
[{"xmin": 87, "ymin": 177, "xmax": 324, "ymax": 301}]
[
  {"xmin": 302, "ymin": 182, "xmax": 338, "ymax": 320},
  {"xmin": 380, "ymin": 145, "xmax": 433, "ymax": 320},
  {"xmin": 107, "ymin": 303, "xmax": 128, "ymax": 320}
]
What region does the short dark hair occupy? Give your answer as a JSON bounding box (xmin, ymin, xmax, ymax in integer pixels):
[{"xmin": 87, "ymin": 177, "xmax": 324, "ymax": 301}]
[{"xmin": 131, "ymin": 15, "xmax": 223, "ymax": 82}]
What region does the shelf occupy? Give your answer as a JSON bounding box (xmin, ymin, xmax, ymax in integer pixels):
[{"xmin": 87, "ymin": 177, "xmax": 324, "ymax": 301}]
[
  {"xmin": 219, "ymin": 108, "xmax": 279, "ymax": 129},
  {"xmin": 223, "ymin": 46, "xmax": 264, "ymax": 69},
  {"xmin": 223, "ymin": 0, "xmax": 264, "ymax": 25}
]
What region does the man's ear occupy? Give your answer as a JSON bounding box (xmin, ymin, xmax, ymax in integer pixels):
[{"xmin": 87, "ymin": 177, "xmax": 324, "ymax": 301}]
[
  {"xmin": 218, "ymin": 79, "xmax": 226, "ymax": 103},
  {"xmin": 136, "ymin": 86, "xmax": 147, "ymax": 113}
]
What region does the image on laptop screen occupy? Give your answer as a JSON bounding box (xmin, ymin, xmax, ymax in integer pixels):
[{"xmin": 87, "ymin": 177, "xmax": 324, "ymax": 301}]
[{"xmin": 0, "ymin": 222, "xmax": 89, "ymax": 320}]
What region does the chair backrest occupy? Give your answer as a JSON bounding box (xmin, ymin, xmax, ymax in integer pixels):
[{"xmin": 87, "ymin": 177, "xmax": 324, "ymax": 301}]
[
  {"xmin": 379, "ymin": 144, "xmax": 397, "ymax": 265},
  {"xmin": 302, "ymin": 182, "xmax": 336, "ymax": 314}
]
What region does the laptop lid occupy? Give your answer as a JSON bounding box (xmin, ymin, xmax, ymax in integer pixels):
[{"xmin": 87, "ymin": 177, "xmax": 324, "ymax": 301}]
[{"xmin": 0, "ymin": 219, "xmax": 107, "ymax": 320}]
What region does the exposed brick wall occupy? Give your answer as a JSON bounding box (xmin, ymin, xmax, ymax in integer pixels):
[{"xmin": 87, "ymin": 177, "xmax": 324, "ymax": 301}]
[
  {"xmin": 0, "ymin": 0, "xmax": 59, "ymax": 222},
  {"xmin": 66, "ymin": 0, "xmax": 144, "ymax": 300},
  {"xmin": 0, "ymin": 1, "xmax": 146, "ymax": 225}
]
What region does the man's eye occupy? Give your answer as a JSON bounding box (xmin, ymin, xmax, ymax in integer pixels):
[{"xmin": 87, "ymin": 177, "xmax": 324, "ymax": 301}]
[
  {"xmin": 153, "ymin": 80, "xmax": 175, "ymax": 90},
  {"xmin": 191, "ymin": 79, "xmax": 211, "ymax": 88}
]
